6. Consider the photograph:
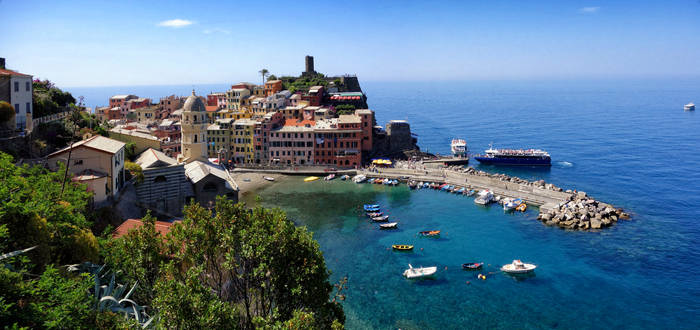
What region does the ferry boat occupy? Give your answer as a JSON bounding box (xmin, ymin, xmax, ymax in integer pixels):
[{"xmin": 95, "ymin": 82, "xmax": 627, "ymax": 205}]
[
  {"xmin": 451, "ymin": 139, "xmax": 468, "ymax": 158},
  {"xmin": 685, "ymin": 102, "xmax": 695, "ymax": 111},
  {"xmin": 474, "ymin": 144, "xmax": 551, "ymax": 166}
]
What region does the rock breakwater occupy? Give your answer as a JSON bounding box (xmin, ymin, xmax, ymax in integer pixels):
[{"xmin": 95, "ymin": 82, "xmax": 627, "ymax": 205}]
[{"xmin": 537, "ymin": 191, "xmax": 630, "ymax": 230}]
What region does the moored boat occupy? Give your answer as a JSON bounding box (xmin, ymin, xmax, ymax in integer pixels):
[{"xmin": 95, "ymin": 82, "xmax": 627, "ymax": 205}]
[
  {"xmin": 304, "ymin": 176, "xmax": 319, "ymax": 182},
  {"xmin": 403, "ymin": 264, "xmax": 438, "ymax": 279},
  {"xmin": 475, "ymin": 144, "xmax": 551, "ymax": 166},
  {"xmin": 352, "ymin": 174, "xmax": 366, "ymax": 183},
  {"xmin": 363, "ymin": 204, "xmax": 380, "ymax": 211},
  {"xmin": 372, "ymin": 215, "xmax": 389, "ymax": 222},
  {"xmin": 451, "ymin": 138, "xmax": 468, "ymax": 158},
  {"xmin": 474, "ymin": 190, "xmax": 494, "ymax": 205},
  {"xmin": 418, "ymin": 230, "xmax": 440, "ymax": 237},
  {"xmin": 501, "ymin": 260, "xmax": 536, "ymax": 274},
  {"xmin": 685, "ymin": 102, "xmax": 695, "ymax": 111},
  {"xmin": 380, "ymin": 222, "xmax": 398, "ymax": 229},
  {"xmin": 503, "ymin": 198, "xmax": 522, "ymax": 211},
  {"xmin": 392, "ymin": 244, "xmax": 414, "ymax": 251},
  {"xmin": 462, "ymin": 262, "xmax": 484, "ymax": 270},
  {"xmin": 516, "ymin": 203, "xmax": 527, "ymax": 212},
  {"xmin": 366, "ymin": 212, "xmax": 383, "ymax": 217},
  {"xmin": 324, "ymin": 174, "xmax": 336, "ymax": 181},
  {"xmin": 340, "ymin": 175, "xmax": 349, "ymax": 180},
  {"xmin": 408, "ymin": 181, "xmax": 417, "ymax": 189}
]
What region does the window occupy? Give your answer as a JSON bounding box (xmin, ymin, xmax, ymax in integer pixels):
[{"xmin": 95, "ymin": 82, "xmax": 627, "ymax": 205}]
[
  {"xmin": 14, "ymin": 104, "xmax": 19, "ymax": 113},
  {"xmin": 14, "ymin": 82, "xmax": 18, "ymax": 92},
  {"xmin": 25, "ymin": 82, "xmax": 30, "ymax": 91},
  {"xmin": 74, "ymin": 159, "xmax": 83, "ymax": 165},
  {"xmin": 154, "ymin": 175, "xmax": 167, "ymax": 183}
]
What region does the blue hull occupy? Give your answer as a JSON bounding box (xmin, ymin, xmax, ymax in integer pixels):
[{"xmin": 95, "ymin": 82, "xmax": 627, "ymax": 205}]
[{"xmin": 474, "ymin": 156, "xmax": 551, "ymax": 166}]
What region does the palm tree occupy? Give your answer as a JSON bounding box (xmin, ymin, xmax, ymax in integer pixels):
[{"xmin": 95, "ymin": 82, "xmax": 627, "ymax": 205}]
[{"xmin": 259, "ymin": 68, "xmax": 269, "ymax": 85}]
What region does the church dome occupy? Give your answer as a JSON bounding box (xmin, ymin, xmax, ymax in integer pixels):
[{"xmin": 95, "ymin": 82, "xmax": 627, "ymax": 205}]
[{"xmin": 183, "ymin": 90, "xmax": 206, "ymax": 112}]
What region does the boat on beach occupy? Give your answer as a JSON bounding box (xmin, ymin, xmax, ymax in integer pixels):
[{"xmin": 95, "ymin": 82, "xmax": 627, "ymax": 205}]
[
  {"xmin": 392, "ymin": 244, "xmax": 413, "ymax": 251},
  {"xmin": 462, "ymin": 262, "xmax": 484, "ymax": 270},
  {"xmin": 474, "ymin": 190, "xmax": 494, "ymax": 205},
  {"xmin": 263, "ymin": 176, "xmax": 275, "ymax": 182},
  {"xmin": 501, "ymin": 260, "xmax": 537, "ymax": 274},
  {"xmin": 380, "ymin": 222, "xmax": 398, "ymax": 229},
  {"xmin": 403, "ymin": 264, "xmax": 438, "ymax": 279},
  {"xmin": 304, "ymin": 176, "xmax": 319, "ymax": 182}
]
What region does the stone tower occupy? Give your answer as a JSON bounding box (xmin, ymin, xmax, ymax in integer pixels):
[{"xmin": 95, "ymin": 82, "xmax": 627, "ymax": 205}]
[
  {"xmin": 303, "ymin": 55, "xmax": 315, "ymax": 76},
  {"xmin": 179, "ymin": 90, "xmax": 208, "ymax": 163}
]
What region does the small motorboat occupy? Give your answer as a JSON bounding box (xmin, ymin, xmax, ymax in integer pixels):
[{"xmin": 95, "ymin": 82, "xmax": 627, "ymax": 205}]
[
  {"xmin": 474, "ymin": 190, "xmax": 494, "ymax": 205},
  {"xmin": 423, "ymin": 182, "xmax": 430, "ymax": 188},
  {"xmin": 685, "ymin": 102, "xmax": 695, "ymax": 111},
  {"xmin": 392, "ymin": 244, "xmax": 414, "ymax": 251},
  {"xmin": 324, "ymin": 174, "xmax": 336, "ymax": 181},
  {"xmin": 454, "ymin": 187, "xmax": 465, "ymax": 194},
  {"xmin": 501, "ymin": 260, "xmax": 537, "ymax": 274},
  {"xmin": 382, "ymin": 178, "xmax": 390, "ymax": 185},
  {"xmin": 462, "ymin": 262, "xmax": 484, "ymax": 270},
  {"xmin": 372, "ymin": 215, "xmax": 389, "ymax": 222},
  {"xmin": 363, "ymin": 204, "xmax": 380, "ymax": 211},
  {"xmin": 380, "ymin": 222, "xmax": 398, "ymax": 229},
  {"xmin": 418, "ymin": 230, "xmax": 440, "ymax": 237},
  {"xmin": 304, "ymin": 176, "xmax": 319, "ymax": 182},
  {"xmin": 438, "ymin": 183, "xmax": 447, "ymax": 190},
  {"xmin": 464, "ymin": 189, "xmax": 475, "ymax": 196},
  {"xmin": 390, "ymin": 179, "xmax": 399, "ymax": 186},
  {"xmin": 374, "ymin": 178, "xmax": 383, "ymax": 184},
  {"xmin": 503, "ymin": 198, "xmax": 522, "ymax": 211},
  {"xmin": 352, "ymin": 175, "xmax": 367, "ymax": 183},
  {"xmin": 264, "ymin": 176, "xmax": 275, "ymax": 182},
  {"xmin": 408, "ymin": 181, "xmax": 417, "ymax": 189},
  {"xmin": 340, "ymin": 175, "xmax": 349, "ymax": 180},
  {"xmin": 516, "ymin": 203, "xmax": 527, "ymax": 212},
  {"xmin": 366, "ymin": 212, "xmax": 383, "ymax": 217},
  {"xmin": 403, "ymin": 264, "xmax": 437, "ymax": 279}
]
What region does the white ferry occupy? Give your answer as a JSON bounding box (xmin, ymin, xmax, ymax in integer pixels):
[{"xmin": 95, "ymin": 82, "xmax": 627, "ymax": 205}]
[{"xmin": 451, "ymin": 139, "xmax": 468, "ymax": 158}]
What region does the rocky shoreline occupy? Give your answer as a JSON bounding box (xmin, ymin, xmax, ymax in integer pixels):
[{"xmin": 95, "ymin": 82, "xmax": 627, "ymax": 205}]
[
  {"xmin": 537, "ymin": 191, "xmax": 630, "ymax": 230},
  {"xmin": 451, "ymin": 166, "xmax": 630, "ymax": 230}
]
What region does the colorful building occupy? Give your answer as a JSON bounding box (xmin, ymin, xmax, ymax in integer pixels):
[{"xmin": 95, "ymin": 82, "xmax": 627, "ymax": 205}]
[
  {"xmin": 264, "ymin": 79, "xmax": 283, "ymax": 96},
  {"xmin": 269, "ymin": 120, "xmax": 315, "ymax": 165},
  {"xmin": 231, "ymin": 119, "xmax": 256, "ymax": 164}
]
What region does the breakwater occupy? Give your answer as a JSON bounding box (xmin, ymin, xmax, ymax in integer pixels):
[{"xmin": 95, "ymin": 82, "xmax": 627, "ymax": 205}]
[{"xmin": 359, "ymin": 166, "xmax": 629, "ymax": 230}]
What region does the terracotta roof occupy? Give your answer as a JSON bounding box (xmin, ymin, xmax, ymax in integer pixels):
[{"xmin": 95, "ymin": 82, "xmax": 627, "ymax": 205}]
[
  {"xmin": 205, "ymin": 105, "xmax": 218, "ymax": 112},
  {"xmin": 112, "ymin": 219, "xmax": 177, "ymax": 238},
  {"xmin": 284, "ymin": 119, "xmax": 315, "ymax": 127},
  {"xmin": 0, "ymin": 68, "xmax": 32, "ymax": 77}
]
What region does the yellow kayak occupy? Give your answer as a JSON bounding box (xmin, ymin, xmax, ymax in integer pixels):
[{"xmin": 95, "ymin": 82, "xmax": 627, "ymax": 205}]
[
  {"xmin": 392, "ymin": 244, "xmax": 414, "ymax": 251},
  {"xmin": 304, "ymin": 176, "xmax": 320, "ymax": 182}
]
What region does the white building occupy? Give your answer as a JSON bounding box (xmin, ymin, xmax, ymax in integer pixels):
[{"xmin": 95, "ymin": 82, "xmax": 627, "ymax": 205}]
[{"xmin": 0, "ymin": 58, "xmax": 33, "ymax": 131}]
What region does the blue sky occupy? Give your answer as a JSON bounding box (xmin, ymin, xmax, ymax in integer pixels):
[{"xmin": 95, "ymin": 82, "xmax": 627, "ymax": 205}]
[{"xmin": 1, "ymin": 0, "xmax": 699, "ymax": 87}]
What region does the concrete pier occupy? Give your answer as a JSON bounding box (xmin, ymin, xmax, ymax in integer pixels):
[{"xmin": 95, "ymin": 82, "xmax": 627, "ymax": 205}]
[{"xmin": 359, "ymin": 167, "xmax": 572, "ymax": 207}]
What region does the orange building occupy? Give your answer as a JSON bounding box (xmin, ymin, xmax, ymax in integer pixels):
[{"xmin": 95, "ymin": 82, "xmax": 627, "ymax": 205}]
[{"xmin": 264, "ymin": 80, "xmax": 282, "ymax": 96}]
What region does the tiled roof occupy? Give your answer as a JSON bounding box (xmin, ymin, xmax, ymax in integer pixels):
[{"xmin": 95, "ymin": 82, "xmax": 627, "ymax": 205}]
[
  {"xmin": 112, "ymin": 219, "xmax": 176, "ymax": 238},
  {"xmin": 205, "ymin": 105, "xmax": 218, "ymax": 112},
  {"xmin": 135, "ymin": 148, "xmax": 177, "ymax": 168},
  {"xmin": 0, "ymin": 68, "xmax": 32, "ymax": 77},
  {"xmin": 48, "ymin": 135, "xmax": 125, "ymax": 157}
]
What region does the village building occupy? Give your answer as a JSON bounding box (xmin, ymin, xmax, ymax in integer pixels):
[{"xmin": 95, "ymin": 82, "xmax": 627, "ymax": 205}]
[
  {"xmin": 47, "ymin": 135, "xmax": 126, "ymax": 205},
  {"xmin": 0, "ymin": 58, "xmax": 33, "ymax": 131},
  {"xmin": 133, "ymin": 148, "xmax": 192, "ymax": 216}
]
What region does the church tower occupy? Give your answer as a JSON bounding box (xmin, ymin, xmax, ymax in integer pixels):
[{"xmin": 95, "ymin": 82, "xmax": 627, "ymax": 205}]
[{"xmin": 179, "ymin": 90, "xmax": 208, "ymax": 163}]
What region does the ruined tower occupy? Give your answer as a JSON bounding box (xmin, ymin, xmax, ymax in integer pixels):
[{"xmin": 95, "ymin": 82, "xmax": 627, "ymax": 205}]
[{"xmin": 303, "ymin": 55, "xmax": 315, "ymax": 76}]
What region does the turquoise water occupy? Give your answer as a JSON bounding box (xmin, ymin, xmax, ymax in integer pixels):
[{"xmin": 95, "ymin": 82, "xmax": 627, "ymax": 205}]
[
  {"xmin": 252, "ymin": 178, "xmax": 696, "ymax": 329},
  {"xmin": 70, "ymin": 80, "xmax": 700, "ymax": 328}
]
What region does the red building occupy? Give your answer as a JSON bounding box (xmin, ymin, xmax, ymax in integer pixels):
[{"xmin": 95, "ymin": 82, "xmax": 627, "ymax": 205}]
[
  {"xmin": 264, "ymin": 80, "xmax": 283, "ymax": 96},
  {"xmin": 301, "ymin": 85, "xmax": 324, "ymax": 106},
  {"xmin": 313, "ymin": 114, "xmax": 362, "ymax": 168}
]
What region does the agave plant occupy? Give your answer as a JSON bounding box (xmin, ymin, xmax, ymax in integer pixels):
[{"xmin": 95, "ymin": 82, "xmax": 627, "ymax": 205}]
[{"xmin": 67, "ymin": 262, "xmax": 156, "ymax": 328}]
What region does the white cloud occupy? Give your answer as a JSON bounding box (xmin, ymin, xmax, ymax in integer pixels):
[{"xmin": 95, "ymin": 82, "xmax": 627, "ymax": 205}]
[
  {"xmin": 203, "ymin": 28, "xmax": 230, "ymax": 35},
  {"xmin": 579, "ymin": 6, "xmax": 600, "ymax": 14},
  {"xmin": 157, "ymin": 19, "xmax": 194, "ymax": 28}
]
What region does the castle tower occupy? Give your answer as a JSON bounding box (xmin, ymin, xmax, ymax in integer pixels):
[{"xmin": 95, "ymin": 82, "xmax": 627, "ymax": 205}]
[
  {"xmin": 179, "ymin": 90, "xmax": 208, "ymax": 163},
  {"xmin": 303, "ymin": 55, "xmax": 315, "ymax": 76}
]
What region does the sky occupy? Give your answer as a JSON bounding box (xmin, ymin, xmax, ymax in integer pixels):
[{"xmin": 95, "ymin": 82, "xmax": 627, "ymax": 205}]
[{"xmin": 1, "ymin": 0, "xmax": 699, "ymax": 87}]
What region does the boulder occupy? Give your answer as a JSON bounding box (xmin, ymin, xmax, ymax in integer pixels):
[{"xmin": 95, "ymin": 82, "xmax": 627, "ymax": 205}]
[
  {"xmin": 601, "ymin": 218, "xmax": 612, "ymax": 227},
  {"xmin": 620, "ymin": 212, "xmax": 630, "ymax": 220},
  {"xmin": 590, "ymin": 218, "xmax": 602, "ymax": 229}
]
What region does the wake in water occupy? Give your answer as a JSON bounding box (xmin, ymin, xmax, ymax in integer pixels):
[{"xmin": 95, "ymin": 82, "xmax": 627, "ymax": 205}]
[{"xmin": 555, "ymin": 161, "xmax": 574, "ymax": 168}]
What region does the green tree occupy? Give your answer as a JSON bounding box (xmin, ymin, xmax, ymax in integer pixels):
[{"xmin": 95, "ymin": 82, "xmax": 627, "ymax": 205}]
[
  {"xmin": 104, "ymin": 213, "xmax": 166, "ymax": 303},
  {"xmin": 165, "ymin": 198, "xmax": 344, "ymax": 328},
  {"xmin": 0, "ymin": 101, "xmax": 15, "ymax": 131}
]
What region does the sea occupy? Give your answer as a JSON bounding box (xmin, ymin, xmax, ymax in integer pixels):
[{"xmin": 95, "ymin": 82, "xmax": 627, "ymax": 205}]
[{"xmin": 65, "ymin": 79, "xmax": 700, "ymax": 329}]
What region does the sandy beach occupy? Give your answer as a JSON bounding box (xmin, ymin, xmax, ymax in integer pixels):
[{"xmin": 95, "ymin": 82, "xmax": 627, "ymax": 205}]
[{"xmin": 231, "ymin": 172, "xmax": 285, "ymax": 197}]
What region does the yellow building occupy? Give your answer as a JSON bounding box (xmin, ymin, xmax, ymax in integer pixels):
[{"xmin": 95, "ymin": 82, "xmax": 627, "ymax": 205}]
[
  {"xmin": 232, "ymin": 119, "xmax": 256, "ymax": 164},
  {"xmin": 207, "ymin": 118, "xmax": 234, "ymax": 163}
]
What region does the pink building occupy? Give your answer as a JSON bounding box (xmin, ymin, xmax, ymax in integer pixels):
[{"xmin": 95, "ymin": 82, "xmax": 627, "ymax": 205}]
[{"xmin": 269, "ymin": 119, "xmax": 315, "ymax": 165}]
